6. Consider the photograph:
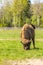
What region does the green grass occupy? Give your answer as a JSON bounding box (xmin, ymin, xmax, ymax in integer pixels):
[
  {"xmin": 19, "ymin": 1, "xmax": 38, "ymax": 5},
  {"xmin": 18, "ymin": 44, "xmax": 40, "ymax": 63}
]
[
  {"xmin": 0, "ymin": 28, "xmax": 20, "ymax": 38},
  {"xmin": 35, "ymin": 29, "xmax": 43, "ymax": 39},
  {"xmin": 0, "ymin": 28, "xmax": 43, "ymax": 61},
  {"xmin": 0, "ymin": 28, "xmax": 43, "ymax": 39}
]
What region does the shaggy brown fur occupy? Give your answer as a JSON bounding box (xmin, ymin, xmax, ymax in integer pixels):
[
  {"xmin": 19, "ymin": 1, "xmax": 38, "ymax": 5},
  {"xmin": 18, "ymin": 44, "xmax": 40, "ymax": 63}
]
[{"xmin": 21, "ymin": 24, "xmax": 35, "ymax": 50}]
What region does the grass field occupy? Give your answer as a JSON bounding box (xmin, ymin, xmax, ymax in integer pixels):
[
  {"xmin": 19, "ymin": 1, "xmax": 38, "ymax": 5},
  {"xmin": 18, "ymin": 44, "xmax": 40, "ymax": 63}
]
[{"xmin": 0, "ymin": 28, "xmax": 43, "ymax": 61}]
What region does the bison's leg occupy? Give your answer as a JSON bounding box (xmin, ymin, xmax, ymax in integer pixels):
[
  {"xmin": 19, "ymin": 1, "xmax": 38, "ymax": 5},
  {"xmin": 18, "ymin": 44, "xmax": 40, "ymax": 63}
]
[
  {"xmin": 28, "ymin": 42, "xmax": 31, "ymax": 50},
  {"xmin": 32, "ymin": 38, "xmax": 35, "ymax": 48}
]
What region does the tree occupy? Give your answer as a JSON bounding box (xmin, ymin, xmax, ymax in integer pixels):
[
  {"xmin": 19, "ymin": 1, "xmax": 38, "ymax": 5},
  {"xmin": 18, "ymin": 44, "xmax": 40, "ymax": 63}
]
[
  {"xmin": 0, "ymin": 1, "xmax": 13, "ymax": 27},
  {"xmin": 12, "ymin": 0, "xmax": 31, "ymax": 27},
  {"xmin": 3, "ymin": 1, "xmax": 13, "ymax": 27},
  {"xmin": 31, "ymin": 0, "xmax": 42, "ymax": 27}
]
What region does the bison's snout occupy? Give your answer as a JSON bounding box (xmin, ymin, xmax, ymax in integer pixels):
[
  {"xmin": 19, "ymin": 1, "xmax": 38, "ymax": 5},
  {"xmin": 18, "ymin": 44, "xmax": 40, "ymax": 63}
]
[
  {"xmin": 25, "ymin": 46, "xmax": 29, "ymax": 50},
  {"xmin": 24, "ymin": 42, "xmax": 31, "ymax": 50}
]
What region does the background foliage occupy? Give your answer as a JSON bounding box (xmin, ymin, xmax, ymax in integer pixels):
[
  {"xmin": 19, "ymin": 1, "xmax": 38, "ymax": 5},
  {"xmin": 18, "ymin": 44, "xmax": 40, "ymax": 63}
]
[{"xmin": 0, "ymin": 0, "xmax": 43, "ymax": 27}]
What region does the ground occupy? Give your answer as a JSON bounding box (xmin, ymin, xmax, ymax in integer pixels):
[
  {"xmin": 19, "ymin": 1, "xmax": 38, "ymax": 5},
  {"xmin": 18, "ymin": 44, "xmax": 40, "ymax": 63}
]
[
  {"xmin": 0, "ymin": 59, "xmax": 43, "ymax": 65},
  {"xmin": 0, "ymin": 27, "xmax": 43, "ymax": 65}
]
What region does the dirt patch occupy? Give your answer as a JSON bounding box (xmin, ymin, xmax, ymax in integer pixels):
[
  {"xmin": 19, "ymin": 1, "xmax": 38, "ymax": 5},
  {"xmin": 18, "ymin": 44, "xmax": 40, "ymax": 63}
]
[{"xmin": 1, "ymin": 59, "xmax": 43, "ymax": 65}]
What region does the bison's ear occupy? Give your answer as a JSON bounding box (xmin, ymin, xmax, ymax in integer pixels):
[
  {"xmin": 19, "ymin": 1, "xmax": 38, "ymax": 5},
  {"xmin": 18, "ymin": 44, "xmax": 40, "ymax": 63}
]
[{"xmin": 31, "ymin": 24, "xmax": 35, "ymax": 29}]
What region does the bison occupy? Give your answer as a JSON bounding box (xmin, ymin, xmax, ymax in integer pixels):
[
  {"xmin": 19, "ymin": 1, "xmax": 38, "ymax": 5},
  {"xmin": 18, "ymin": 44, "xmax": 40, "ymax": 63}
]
[{"xmin": 20, "ymin": 24, "xmax": 35, "ymax": 50}]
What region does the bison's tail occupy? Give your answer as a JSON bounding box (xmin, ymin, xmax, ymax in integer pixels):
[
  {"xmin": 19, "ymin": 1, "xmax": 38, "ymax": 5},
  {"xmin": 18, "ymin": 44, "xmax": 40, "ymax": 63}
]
[{"xmin": 31, "ymin": 24, "xmax": 35, "ymax": 29}]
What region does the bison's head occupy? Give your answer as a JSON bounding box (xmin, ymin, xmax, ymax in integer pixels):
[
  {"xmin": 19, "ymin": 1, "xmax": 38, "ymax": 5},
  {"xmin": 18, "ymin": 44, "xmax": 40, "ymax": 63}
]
[{"xmin": 23, "ymin": 42, "xmax": 31, "ymax": 50}]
